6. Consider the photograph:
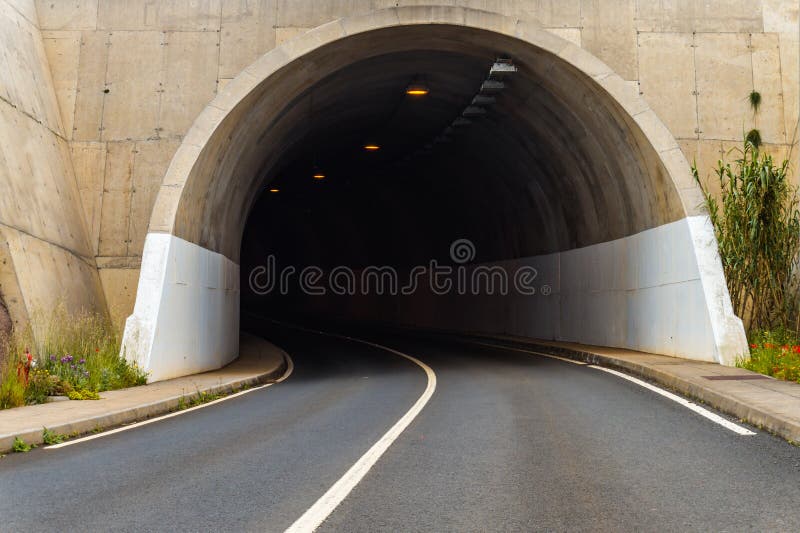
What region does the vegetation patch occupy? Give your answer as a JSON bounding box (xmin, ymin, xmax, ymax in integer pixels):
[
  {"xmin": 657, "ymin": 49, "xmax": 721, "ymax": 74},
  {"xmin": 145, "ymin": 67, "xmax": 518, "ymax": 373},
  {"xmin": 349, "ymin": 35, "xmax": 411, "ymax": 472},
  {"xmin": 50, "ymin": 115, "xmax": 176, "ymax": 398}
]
[
  {"xmin": 0, "ymin": 307, "xmax": 147, "ymax": 410},
  {"xmin": 694, "ymin": 91, "xmax": 799, "ymax": 383},
  {"xmin": 694, "ymin": 141, "xmax": 799, "ymax": 332},
  {"xmin": 740, "ymin": 329, "xmax": 800, "ymax": 383},
  {"xmin": 42, "ymin": 427, "xmax": 66, "ymax": 445},
  {"xmin": 12, "ymin": 436, "xmax": 32, "ymax": 453},
  {"xmin": 67, "ymin": 389, "xmax": 101, "ymax": 401},
  {"xmin": 178, "ymin": 389, "xmax": 223, "ymax": 410}
]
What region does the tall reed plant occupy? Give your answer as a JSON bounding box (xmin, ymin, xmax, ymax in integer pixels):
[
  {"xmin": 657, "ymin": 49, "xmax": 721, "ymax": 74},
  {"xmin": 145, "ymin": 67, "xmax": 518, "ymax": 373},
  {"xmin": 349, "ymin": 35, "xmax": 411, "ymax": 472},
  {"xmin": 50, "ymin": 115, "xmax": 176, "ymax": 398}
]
[{"xmin": 694, "ymin": 140, "xmax": 800, "ymax": 333}]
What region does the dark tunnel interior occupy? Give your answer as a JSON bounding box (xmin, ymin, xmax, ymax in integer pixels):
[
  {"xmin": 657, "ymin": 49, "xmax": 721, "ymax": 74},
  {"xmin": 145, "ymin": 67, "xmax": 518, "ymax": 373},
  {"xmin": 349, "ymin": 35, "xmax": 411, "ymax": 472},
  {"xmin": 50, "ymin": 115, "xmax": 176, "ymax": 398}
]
[{"xmin": 236, "ymin": 37, "xmax": 682, "ymax": 320}]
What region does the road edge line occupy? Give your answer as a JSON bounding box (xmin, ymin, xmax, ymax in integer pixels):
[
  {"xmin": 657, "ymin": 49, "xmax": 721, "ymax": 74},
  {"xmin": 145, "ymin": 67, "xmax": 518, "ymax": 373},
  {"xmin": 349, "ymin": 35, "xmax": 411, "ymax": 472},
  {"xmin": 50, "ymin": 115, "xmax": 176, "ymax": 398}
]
[
  {"xmin": 588, "ymin": 365, "xmax": 756, "ymax": 436},
  {"xmin": 44, "ymin": 352, "xmax": 294, "ymax": 450}
]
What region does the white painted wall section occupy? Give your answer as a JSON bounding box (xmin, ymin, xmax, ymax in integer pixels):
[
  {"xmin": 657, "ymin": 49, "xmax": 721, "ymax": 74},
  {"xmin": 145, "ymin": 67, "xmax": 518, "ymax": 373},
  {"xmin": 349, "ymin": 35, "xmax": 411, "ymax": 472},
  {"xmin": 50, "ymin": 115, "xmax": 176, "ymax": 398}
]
[
  {"xmin": 122, "ymin": 233, "xmax": 239, "ymax": 382},
  {"xmin": 320, "ymin": 216, "xmax": 748, "ymax": 365},
  {"xmin": 124, "ymin": 216, "xmax": 747, "ymax": 380}
]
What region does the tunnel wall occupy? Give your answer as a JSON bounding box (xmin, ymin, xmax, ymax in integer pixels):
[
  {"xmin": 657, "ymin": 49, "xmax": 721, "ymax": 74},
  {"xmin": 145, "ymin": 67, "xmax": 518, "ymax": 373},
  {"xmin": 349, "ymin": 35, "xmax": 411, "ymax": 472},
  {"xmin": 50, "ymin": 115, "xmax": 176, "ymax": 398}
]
[
  {"xmin": 295, "ymin": 216, "xmax": 744, "ymax": 365},
  {"xmin": 0, "ymin": 0, "xmax": 107, "ymax": 334},
  {"xmin": 118, "ymin": 7, "xmax": 753, "ymax": 380},
  {"xmin": 123, "ymin": 234, "xmax": 239, "ymax": 380},
  {"xmin": 28, "ymin": 0, "xmax": 799, "ymax": 324}
]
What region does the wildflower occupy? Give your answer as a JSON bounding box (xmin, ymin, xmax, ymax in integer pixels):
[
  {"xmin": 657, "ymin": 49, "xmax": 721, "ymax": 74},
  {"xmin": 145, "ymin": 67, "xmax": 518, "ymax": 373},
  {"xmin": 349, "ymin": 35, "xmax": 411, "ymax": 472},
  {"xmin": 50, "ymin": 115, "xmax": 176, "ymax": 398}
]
[
  {"xmin": 49, "ymin": 354, "xmax": 56, "ymax": 361},
  {"xmin": 765, "ymin": 343, "xmax": 775, "ymax": 349},
  {"xmin": 83, "ymin": 371, "xmax": 90, "ymax": 378},
  {"xmin": 749, "ymin": 343, "xmax": 757, "ymax": 349},
  {"xmin": 793, "ymin": 346, "xmax": 800, "ymax": 354},
  {"xmin": 60, "ymin": 356, "xmax": 70, "ymax": 364},
  {"xmin": 79, "ymin": 358, "xmax": 86, "ymax": 364}
]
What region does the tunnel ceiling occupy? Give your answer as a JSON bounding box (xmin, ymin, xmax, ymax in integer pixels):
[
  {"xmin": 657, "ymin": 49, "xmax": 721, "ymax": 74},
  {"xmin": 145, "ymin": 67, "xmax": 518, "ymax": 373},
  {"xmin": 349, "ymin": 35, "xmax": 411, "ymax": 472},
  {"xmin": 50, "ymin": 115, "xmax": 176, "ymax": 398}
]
[{"xmin": 172, "ymin": 24, "xmax": 686, "ymax": 264}]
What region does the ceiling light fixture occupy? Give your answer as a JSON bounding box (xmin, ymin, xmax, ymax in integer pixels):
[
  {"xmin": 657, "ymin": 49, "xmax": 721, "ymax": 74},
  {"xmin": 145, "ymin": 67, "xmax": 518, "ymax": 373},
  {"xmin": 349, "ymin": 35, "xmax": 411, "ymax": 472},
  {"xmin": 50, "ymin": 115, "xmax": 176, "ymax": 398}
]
[
  {"xmin": 406, "ymin": 83, "xmax": 429, "ymax": 96},
  {"xmin": 269, "ymin": 188, "xmax": 280, "ymax": 192},
  {"xmin": 363, "ymin": 143, "xmax": 381, "ymax": 151}
]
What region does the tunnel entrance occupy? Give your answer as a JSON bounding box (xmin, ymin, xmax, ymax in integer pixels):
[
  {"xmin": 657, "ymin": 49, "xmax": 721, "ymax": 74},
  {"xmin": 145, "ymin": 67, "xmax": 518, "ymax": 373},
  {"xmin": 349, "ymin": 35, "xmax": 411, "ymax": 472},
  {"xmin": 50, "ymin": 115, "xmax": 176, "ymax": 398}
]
[{"xmin": 122, "ymin": 7, "xmax": 747, "ymax": 382}]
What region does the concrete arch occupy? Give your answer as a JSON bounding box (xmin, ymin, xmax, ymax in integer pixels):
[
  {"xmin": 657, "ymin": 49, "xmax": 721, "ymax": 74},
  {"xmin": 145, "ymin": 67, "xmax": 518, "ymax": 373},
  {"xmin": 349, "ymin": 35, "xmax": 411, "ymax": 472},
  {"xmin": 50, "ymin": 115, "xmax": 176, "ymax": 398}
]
[{"xmin": 122, "ymin": 6, "xmax": 748, "ymax": 381}]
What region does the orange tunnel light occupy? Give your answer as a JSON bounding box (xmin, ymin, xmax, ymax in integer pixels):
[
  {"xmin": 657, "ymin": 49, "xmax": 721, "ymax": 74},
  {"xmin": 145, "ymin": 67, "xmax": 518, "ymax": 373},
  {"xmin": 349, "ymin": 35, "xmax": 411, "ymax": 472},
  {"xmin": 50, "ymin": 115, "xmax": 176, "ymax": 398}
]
[{"xmin": 406, "ymin": 84, "xmax": 429, "ymax": 96}]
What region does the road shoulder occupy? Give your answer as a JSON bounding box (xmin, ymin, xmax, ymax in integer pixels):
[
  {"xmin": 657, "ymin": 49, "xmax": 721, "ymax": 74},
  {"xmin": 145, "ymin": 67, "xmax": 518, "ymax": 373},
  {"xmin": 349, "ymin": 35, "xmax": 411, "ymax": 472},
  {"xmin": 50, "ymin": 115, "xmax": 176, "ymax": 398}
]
[
  {"xmin": 470, "ymin": 333, "xmax": 800, "ymax": 444},
  {"xmin": 0, "ymin": 333, "xmax": 287, "ymax": 453}
]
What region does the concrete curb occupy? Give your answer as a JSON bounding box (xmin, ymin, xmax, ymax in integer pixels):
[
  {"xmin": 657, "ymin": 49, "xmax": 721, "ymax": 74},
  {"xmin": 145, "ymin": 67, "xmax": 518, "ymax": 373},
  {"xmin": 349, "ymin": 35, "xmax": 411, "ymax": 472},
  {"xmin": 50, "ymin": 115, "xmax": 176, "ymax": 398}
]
[
  {"xmin": 0, "ymin": 342, "xmax": 288, "ymax": 454},
  {"xmin": 466, "ymin": 333, "xmax": 800, "ymax": 445}
]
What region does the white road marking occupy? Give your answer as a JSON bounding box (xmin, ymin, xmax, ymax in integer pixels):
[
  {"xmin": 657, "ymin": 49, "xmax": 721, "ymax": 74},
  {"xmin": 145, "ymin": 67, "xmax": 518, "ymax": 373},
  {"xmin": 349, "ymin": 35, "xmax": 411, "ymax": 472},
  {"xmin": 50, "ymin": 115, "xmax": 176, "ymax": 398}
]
[
  {"xmin": 463, "ymin": 339, "xmax": 587, "ymax": 365},
  {"xmin": 464, "ymin": 337, "xmax": 755, "ymax": 436},
  {"xmin": 589, "ymin": 365, "xmax": 756, "ymax": 436},
  {"xmin": 276, "ymin": 323, "xmax": 437, "ymax": 533},
  {"xmin": 46, "ymin": 353, "xmax": 294, "ymax": 450}
]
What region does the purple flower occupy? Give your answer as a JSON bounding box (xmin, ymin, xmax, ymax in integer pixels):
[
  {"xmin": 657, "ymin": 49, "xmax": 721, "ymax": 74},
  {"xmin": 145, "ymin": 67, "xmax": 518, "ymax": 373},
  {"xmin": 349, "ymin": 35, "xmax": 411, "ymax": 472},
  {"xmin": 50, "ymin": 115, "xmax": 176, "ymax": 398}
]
[
  {"xmin": 60, "ymin": 356, "xmax": 70, "ymax": 364},
  {"xmin": 49, "ymin": 354, "xmax": 56, "ymax": 361},
  {"xmin": 78, "ymin": 358, "xmax": 86, "ymax": 364},
  {"xmin": 70, "ymin": 364, "xmax": 76, "ymax": 369}
]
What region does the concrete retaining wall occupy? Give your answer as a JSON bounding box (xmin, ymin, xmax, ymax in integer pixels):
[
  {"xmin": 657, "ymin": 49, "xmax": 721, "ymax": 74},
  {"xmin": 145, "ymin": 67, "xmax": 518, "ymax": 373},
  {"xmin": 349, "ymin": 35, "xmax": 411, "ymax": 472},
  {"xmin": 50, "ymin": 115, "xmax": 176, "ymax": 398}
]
[
  {"xmin": 28, "ymin": 0, "xmax": 799, "ymax": 322},
  {"xmin": 0, "ymin": 0, "xmax": 106, "ymax": 331}
]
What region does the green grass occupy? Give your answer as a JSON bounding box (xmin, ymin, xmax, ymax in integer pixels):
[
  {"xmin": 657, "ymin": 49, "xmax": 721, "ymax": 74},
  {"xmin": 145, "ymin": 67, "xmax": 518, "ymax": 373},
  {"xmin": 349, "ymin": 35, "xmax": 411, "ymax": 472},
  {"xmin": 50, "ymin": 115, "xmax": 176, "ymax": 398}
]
[
  {"xmin": 739, "ymin": 328, "xmax": 800, "ymax": 383},
  {"xmin": 0, "ymin": 363, "xmax": 25, "ymax": 409},
  {"xmin": 0, "ymin": 307, "xmax": 147, "ymax": 409}
]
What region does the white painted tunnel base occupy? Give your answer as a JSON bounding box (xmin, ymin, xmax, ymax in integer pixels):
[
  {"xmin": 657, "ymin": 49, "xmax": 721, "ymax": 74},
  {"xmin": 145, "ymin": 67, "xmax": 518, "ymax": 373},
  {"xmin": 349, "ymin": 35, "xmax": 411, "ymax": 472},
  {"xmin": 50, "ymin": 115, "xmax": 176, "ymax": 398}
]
[
  {"xmin": 124, "ymin": 216, "xmax": 747, "ymax": 381},
  {"xmin": 122, "ymin": 234, "xmax": 240, "ymax": 382},
  {"xmin": 304, "ymin": 216, "xmax": 749, "ymax": 366}
]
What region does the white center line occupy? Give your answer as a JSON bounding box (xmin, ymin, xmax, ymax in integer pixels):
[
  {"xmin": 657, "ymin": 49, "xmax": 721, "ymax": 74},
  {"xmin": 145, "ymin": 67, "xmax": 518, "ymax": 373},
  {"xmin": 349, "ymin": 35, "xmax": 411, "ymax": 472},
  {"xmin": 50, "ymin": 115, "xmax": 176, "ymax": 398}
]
[
  {"xmin": 274, "ymin": 323, "xmax": 437, "ymax": 533},
  {"xmin": 46, "ymin": 354, "xmax": 294, "ymax": 450},
  {"xmin": 589, "ymin": 365, "xmax": 756, "ymax": 436}
]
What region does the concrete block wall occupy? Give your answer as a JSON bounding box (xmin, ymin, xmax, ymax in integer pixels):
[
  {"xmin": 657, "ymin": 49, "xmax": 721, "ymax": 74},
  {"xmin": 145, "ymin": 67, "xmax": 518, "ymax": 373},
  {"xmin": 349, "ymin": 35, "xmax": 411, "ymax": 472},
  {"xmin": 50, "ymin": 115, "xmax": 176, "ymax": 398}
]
[
  {"xmin": 27, "ymin": 0, "xmax": 800, "ymax": 322},
  {"xmin": 0, "ymin": 0, "xmax": 106, "ymax": 334}
]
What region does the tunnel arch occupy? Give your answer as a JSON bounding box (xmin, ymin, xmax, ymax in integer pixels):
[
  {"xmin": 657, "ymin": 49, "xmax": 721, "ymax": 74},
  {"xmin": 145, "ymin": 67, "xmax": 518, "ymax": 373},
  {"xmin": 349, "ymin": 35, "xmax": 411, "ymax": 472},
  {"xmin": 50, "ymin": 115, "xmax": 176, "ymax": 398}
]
[{"xmin": 122, "ymin": 6, "xmax": 747, "ymax": 381}]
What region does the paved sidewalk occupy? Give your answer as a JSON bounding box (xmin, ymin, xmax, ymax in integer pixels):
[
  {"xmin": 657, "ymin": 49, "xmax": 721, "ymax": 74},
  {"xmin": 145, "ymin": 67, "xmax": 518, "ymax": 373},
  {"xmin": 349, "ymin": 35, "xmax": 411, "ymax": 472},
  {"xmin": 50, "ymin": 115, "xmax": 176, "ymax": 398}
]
[
  {"xmin": 0, "ymin": 333, "xmax": 287, "ymax": 453},
  {"xmin": 475, "ymin": 333, "xmax": 800, "ymax": 444}
]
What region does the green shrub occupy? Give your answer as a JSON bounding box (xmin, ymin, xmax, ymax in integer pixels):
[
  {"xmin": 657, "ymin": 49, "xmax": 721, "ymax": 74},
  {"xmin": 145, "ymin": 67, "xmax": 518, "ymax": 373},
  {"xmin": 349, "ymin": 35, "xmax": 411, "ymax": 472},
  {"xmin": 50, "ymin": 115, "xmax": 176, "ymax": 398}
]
[
  {"xmin": 693, "ymin": 140, "xmax": 800, "ymax": 333},
  {"xmin": 67, "ymin": 389, "xmax": 100, "ymax": 401},
  {"xmin": 24, "ymin": 369, "xmax": 57, "ymax": 405},
  {"xmin": 12, "ymin": 436, "xmax": 31, "ymax": 453},
  {"xmin": 42, "ymin": 427, "xmax": 66, "ymax": 445}
]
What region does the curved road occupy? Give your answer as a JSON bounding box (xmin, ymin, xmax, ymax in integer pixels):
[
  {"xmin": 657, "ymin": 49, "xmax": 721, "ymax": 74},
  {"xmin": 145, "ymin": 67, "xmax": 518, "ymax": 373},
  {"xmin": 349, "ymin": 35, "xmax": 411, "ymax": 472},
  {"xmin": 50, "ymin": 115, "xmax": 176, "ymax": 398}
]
[{"xmin": 1, "ymin": 321, "xmax": 800, "ymax": 532}]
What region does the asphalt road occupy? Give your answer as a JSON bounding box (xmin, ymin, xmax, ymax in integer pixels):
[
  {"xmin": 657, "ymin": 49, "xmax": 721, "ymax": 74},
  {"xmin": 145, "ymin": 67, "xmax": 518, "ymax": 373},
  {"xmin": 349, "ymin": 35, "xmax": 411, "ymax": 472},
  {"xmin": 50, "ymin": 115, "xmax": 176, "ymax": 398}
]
[{"xmin": 1, "ymin": 322, "xmax": 799, "ymax": 532}]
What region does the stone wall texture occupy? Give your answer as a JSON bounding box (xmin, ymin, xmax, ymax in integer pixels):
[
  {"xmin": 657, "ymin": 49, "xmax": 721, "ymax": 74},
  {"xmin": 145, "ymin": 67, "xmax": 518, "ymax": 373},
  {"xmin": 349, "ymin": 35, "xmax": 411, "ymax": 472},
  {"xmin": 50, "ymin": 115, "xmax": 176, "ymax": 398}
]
[{"xmin": 1, "ymin": 0, "xmax": 797, "ymax": 324}]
